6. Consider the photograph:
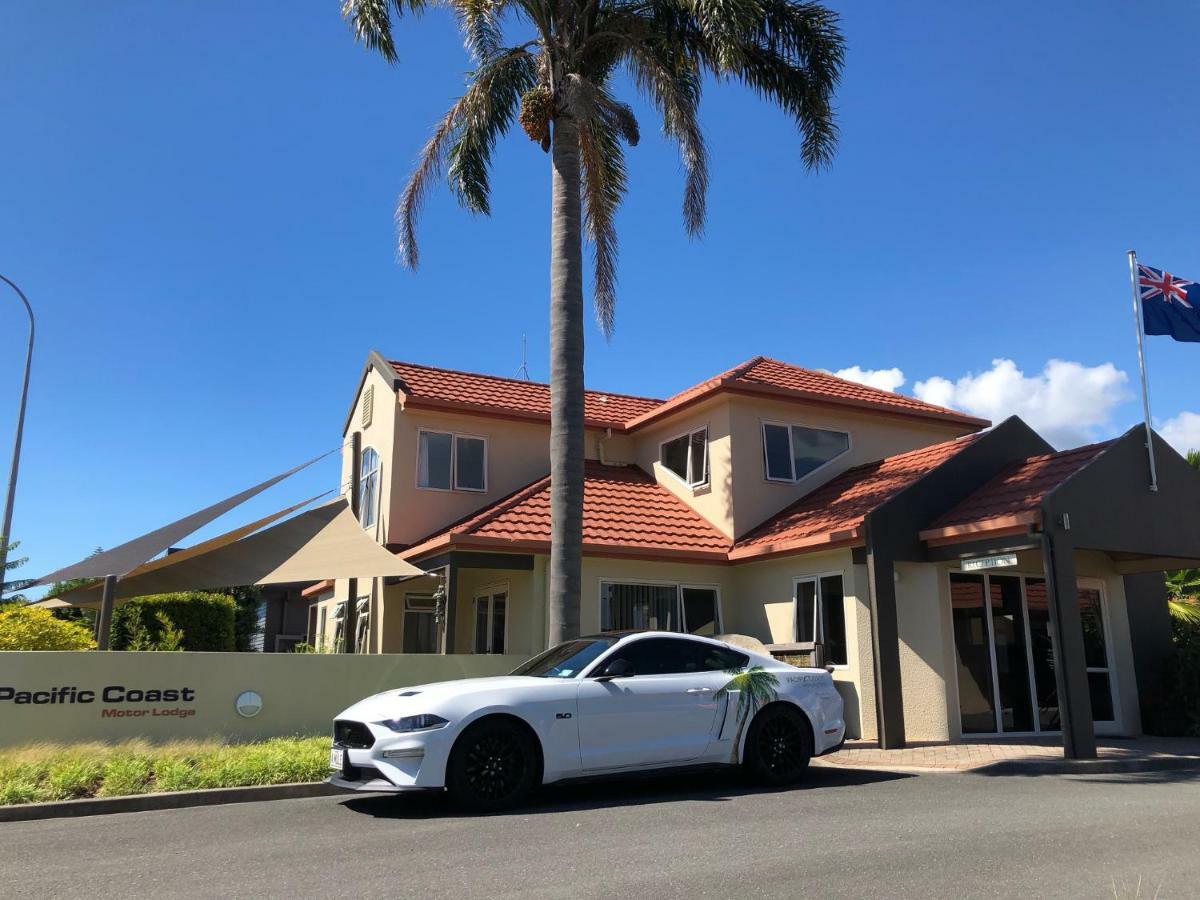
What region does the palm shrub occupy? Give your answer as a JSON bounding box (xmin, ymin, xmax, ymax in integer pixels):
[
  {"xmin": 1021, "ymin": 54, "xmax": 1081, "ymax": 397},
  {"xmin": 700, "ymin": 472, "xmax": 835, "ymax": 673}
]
[{"xmin": 342, "ymin": 0, "xmax": 845, "ymax": 644}]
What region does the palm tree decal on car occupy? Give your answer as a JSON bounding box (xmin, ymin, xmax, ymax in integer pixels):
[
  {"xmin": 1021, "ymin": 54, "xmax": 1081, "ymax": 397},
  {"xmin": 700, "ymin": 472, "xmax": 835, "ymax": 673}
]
[{"xmin": 714, "ymin": 665, "xmax": 780, "ymax": 764}]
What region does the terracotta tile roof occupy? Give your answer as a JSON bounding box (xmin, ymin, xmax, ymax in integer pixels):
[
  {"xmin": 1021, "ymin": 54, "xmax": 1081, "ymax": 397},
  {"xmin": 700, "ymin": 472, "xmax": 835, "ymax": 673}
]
[
  {"xmin": 401, "ymin": 462, "xmax": 731, "ymax": 562},
  {"xmin": 729, "ymin": 434, "xmax": 981, "ymax": 560},
  {"xmin": 921, "ymin": 441, "xmax": 1112, "ymax": 542},
  {"xmin": 389, "ymin": 360, "xmax": 663, "ymax": 429},
  {"xmin": 625, "ymin": 356, "xmax": 989, "ymax": 431}
]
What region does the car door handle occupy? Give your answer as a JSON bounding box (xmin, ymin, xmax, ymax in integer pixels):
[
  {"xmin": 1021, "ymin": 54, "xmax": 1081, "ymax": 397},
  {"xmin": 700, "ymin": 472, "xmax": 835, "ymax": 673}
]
[{"xmin": 686, "ymin": 687, "xmax": 713, "ymax": 694}]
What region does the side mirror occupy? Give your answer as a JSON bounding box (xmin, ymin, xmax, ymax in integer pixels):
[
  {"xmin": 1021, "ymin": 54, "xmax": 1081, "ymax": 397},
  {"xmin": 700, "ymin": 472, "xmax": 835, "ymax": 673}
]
[{"xmin": 598, "ymin": 658, "xmax": 635, "ymax": 680}]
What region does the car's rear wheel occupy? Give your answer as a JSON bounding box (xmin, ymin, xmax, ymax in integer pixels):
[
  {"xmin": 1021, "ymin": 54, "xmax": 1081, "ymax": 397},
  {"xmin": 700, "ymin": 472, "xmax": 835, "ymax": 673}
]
[
  {"xmin": 743, "ymin": 704, "xmax": 813, "ymax": 786},
  {"xmin": 446, "ymin": 718, "xmax": 538, "ymax": 812}
]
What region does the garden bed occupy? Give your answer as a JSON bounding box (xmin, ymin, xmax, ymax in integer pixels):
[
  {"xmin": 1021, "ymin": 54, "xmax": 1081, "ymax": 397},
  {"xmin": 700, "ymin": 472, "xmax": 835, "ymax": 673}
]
[{"xmin": 0, "ymin": 736, "xmax": 329, "ymax": 805}]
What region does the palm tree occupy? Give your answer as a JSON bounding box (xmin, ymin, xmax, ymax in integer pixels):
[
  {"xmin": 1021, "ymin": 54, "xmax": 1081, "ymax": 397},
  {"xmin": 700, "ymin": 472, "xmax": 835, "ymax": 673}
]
[
  {"xmin": 714, "ymin": 664, "xmax": 779, "ymax": 763},
  {"xmin": 342, "ymin": 0, "xmax": 845, "ymax": 643}
]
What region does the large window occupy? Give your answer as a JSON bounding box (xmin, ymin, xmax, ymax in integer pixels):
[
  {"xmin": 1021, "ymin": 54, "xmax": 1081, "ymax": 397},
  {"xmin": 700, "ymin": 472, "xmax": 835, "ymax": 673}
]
[
  {"xmin": 403, "ymin": 593, "xmax": 438, "ymax": 654},
  {"xmin": 357, "ymin": 447, "xmax": 380, "ymax": 528},
  {"xmin": 762, "ymin": 422, "xmax": 849, "ymax": 483},
  {"xmin": 950, "ymin": 572, "xmax": 1117, "ymax": 735},
  {"xmin": 474, "ymin": 588, "xmax": 507, "ymax": 654},
  {"xmin": 417, "ymin": 430, "xmax": 487, "ymax": 492},
  {"xmin": 660, "ymin": 427, "xmax": 709, "ymax": 487},
  {"xmin": 600, "ymin": 582, "xmax": 721, "ymax": 635},
  {"xmin": 794, "ymin": 574, "xmax": 847, "ymax": 665},
  {"xmin": 330, "ymin": 601, "xmax": 347, "ymax": 653}
]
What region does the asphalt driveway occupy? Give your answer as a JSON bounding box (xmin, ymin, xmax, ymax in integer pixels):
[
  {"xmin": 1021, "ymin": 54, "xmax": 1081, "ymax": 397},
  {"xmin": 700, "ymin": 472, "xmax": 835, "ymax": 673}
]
[{"xmin": 3, "ymin": 765, "xmax": 1198, "ymax": 899}]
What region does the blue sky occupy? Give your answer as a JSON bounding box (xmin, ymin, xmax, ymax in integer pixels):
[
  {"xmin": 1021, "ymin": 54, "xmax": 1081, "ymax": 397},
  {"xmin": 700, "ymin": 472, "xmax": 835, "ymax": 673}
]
[{"xmin": 2, "ymin": 1, "xmax": 1199, "ymax": 588}]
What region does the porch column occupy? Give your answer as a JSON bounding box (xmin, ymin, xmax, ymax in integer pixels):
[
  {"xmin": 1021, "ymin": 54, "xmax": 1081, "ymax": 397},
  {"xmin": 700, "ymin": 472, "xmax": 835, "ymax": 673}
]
[
  {"xmin": 1040, "ymin": 527, "xmax": 1097, "ymax": 759},
  {"xmin": 866, "ymin": 550, "xmax": 906, "ymax": 749},
  {"xmin": 441, "ymin": 562, "xmax": 458, "ymax": 654},
  {"xmin": 95, "ymin": 574, "xmax": 117, "ymax": 651}
]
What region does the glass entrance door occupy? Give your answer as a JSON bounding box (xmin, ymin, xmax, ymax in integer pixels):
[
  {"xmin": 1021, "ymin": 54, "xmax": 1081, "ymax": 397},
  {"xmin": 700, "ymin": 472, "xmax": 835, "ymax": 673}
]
[{"xmin": 950, "ymin": 572, "xmax": 1117, "ymax": 735}]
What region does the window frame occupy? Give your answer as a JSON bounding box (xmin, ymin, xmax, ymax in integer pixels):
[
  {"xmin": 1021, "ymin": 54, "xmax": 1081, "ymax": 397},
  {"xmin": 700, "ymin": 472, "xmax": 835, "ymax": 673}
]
[
  {"xmin": 791, "ymin": 571, "xmax": 848, "ymax": 668},
  {"xmin": 353, "ymin": 595, "xmax": 371, "ymax": 654},
  {"xmin": 402, "ymin": 592, "xmax": 439, "ymax": 654},
  {"xmin": 658, "ymin": 425, "xmax": 710, "ymax": 489},
  {"xmin": 472, "ymin": 582, "xmax": 510, "ymax": 655},
  {"xmin": 415, "ymin": 428, "xmax": 489, "ymax": 493},
  {"xmin": 357, "ymin": 446, "xmax": 381, "ymax": 529},
  {"xmin": 596, "ymin": 579, "xmax": 723, "ymax": 636},
  {"xmin": 761, "ymin": 420, "xmax": 851, "ymax": 485}
]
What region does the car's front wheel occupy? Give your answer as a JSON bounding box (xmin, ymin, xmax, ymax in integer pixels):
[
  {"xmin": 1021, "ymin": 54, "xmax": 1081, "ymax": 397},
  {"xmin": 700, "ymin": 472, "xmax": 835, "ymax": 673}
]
[
  {"xmin": 446, "ymin": 717, "xmax": 538, "ymax": 812},
  {"xmin": 743, "ymin": 704, "xmax": 813, "ymax": 786}
]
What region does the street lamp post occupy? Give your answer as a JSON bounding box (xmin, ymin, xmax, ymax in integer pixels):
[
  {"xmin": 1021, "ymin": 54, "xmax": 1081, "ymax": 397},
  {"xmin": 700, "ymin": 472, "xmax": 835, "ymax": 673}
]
[{"xmin": 0, "ymin": 274, "xmax": 34, "ymax": 602}]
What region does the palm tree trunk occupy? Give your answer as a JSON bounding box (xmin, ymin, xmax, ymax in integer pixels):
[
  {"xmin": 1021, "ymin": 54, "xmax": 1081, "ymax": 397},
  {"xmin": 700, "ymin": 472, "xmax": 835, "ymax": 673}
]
[{"xmin": 547, "ymin": 114, "xmax": 585, "ymax": 647}]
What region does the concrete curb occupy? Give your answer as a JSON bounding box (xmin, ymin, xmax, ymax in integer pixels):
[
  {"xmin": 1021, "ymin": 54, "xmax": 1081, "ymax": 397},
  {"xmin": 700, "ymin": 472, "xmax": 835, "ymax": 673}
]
[
  {"xmin": 0, "ymin": 781, "xmax": 341, "ymax": 823},
  {"xmin": 813, "ymin": 755, "xmax": 1200, "ymax": 777}
]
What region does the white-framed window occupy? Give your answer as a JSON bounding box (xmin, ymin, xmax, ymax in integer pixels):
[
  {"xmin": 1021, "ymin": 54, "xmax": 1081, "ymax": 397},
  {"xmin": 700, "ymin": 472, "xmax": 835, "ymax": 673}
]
[
  {"xmin": 357, "ymin": 446, "xmax": 380, "ymax": 528},
  {"xmin": 660, "ymin": 426, "xmax": 709, "ymax": 488},
  {"xmin": 330, "ymin": 601, "xmax": 347, "ymax": 653},
  {"xmin": 599, "ymin": 581, "xmax": 722, "ymax": 636},
  {"xmin": 403, "ymin": 593, "xmax": 438, "ymax": 654},
  {"xmin": 417, "ymin": 430, "xmax": 487, "ymax": 492},
  {"xmin": 473, "ymin": 587, "xmax": 508, "ymax": 654},
  {"xmin": 762, "ymin": 422, "xmax": 850, "ymax": 483},
  {"xmin": 353, "ymin": 596, "xmax": 370, "ymax": 654},
  {"xmin": 794, "ymin": 573, "xmax": 847, "ymax": 665}
]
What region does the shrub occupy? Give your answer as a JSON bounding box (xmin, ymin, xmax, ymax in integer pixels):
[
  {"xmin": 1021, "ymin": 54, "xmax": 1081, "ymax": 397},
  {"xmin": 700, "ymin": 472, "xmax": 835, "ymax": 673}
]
[
  {"xmin": 111, "ymin": 592, "xmax": 235, "ymax": 652},
  {"xmin": 0, "ymin": 606, "xmax": 95, "ymax": 651}
]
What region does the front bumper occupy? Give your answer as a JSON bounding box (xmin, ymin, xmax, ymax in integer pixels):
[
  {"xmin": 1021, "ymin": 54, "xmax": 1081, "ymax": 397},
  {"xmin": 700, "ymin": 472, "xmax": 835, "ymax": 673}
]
[{"xmin": 325, "ymin": 719, "xmax": 457, "ymax": 793}]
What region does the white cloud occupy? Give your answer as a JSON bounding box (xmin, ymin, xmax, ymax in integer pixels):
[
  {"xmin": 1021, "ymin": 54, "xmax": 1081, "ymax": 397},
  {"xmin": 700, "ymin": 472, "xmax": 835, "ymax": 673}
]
[
  {"xmin": 912, "ymin": 358, "xmax": 1130, "ymax": 449},
  {"xmin": 1159, "ymin": 411, "xmax": 1200, "ymax": 454},
  {"xmin": 834, "ymin": 365, "xmax": 906, "ymax": 393}
]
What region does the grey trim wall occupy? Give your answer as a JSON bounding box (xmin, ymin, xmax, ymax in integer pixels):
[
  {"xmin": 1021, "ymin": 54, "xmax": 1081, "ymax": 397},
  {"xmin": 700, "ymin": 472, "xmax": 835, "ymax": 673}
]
[{"xmin": 1123, "ymin": 571, "xmax": 1172, "ymax": 732}]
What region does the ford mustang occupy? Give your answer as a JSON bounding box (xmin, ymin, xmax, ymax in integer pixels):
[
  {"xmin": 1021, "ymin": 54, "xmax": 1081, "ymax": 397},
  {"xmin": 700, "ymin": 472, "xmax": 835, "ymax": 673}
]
[{"xmin": 326, "ymin": 631, "xmax": 845, "ymax": 810}]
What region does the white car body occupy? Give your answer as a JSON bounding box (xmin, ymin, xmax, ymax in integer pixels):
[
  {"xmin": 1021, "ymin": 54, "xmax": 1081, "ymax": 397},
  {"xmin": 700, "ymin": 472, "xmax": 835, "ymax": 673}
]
[{"xmin": 327, "ymin": 631, "xmax": 845, "ymax": 794}]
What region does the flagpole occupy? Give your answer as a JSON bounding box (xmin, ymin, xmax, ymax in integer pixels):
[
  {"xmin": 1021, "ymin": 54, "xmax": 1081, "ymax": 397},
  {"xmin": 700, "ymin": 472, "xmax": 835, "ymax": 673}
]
[{"xmin": 1128, "ymin": 249, "xmax": 1159, "ymax": 492}]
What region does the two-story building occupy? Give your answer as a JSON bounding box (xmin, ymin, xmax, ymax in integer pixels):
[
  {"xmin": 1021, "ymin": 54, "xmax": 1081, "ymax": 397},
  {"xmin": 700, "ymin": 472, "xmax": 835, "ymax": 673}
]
[{"xmin": 305, "ymin": 351, "xmax": 1199, "ymax": 755}]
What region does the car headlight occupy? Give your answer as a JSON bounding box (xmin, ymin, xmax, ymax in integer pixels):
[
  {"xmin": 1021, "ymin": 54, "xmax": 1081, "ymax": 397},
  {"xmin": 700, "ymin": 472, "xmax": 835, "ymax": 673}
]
[{"xmin": 376, "ymin": 714, "xmax": 449, "ymax": 733}]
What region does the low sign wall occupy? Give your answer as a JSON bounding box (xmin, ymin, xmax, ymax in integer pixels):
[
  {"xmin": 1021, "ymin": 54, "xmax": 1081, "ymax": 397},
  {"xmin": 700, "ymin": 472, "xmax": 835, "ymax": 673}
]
[{"xmin": 0, "ymin": 652, "xmax": 527, "ymax": 747}]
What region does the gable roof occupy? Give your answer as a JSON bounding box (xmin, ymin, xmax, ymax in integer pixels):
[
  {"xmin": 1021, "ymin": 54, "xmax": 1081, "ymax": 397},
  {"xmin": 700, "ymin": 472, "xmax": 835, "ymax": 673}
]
[
  {"xmin": 370, "ymin": 354, "xmax": 987, "ymax": 434},
  {"xmin": 729, "ymin": 433, "xmax": 982, "ymax": 560},
  {"xmin": 389, "ymin": 360, "xmax": 662, "ymax": 430},
  {"xmin": 624, "ymin": 356, "xmax": 989, "ymax": 431},
  {"xmin": 920, "ymin": 441, "xmax": 1113, "ymax": 544},
  {"xmin": 400, "ymin": 462, "xmax": 731, "ymax": 563}
]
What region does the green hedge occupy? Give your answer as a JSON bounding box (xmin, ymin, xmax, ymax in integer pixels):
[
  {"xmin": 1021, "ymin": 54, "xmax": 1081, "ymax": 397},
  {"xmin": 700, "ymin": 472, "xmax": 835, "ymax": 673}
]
[{"xmin": 111, "ymin": 592, "xmax": 236, "ymax": 652}]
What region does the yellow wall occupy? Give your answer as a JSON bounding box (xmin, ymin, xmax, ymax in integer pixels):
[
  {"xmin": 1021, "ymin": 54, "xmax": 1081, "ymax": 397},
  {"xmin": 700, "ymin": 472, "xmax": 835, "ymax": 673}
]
[{"xmin": 0, "ymin": 651, "xmax": 526, "ymax": 748}]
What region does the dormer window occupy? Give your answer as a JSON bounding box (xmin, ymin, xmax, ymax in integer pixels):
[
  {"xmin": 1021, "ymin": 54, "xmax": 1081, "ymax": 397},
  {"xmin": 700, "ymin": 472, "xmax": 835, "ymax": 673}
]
[
  {"xmin": 660, "ymin": 426, "xmax": 708, "ymax": 488},
  {"xmin": 418, "ymin": 430, "xmax": 487, "ymax": 492},
  {"xmin": 763, "ymin": 422, "xmax": 849, "ymax": 483}
]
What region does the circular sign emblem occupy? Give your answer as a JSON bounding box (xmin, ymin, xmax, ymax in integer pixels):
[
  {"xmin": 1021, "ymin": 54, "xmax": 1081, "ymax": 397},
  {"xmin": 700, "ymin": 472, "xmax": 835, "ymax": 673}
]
[{"xmin": 235, "ymin": 690, "xmax": 263, "ymax": 718}]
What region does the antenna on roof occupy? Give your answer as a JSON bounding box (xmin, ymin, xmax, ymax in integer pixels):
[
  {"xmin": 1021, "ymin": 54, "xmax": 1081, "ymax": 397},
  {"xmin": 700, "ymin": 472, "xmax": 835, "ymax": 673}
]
[{"xmin": 516, "ymin": 333, "xmax": 531, "ymax": 381}]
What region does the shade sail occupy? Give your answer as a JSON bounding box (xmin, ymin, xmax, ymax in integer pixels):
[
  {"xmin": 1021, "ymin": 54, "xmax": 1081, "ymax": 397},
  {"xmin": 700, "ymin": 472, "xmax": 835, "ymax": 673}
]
[
  {"xmin": 35, "ymin": 448, "xmax": 337, "ymax": 586},
  {"xmin": 59, "ymin": 498, "xmax": 424, "ymax": 604}
]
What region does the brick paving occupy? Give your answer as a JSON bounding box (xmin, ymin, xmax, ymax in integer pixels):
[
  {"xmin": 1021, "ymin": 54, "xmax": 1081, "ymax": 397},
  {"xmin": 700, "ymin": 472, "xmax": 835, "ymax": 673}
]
[{"xmin": 816, "ymin": 736, "xmax": 1200, "ymax": 773}]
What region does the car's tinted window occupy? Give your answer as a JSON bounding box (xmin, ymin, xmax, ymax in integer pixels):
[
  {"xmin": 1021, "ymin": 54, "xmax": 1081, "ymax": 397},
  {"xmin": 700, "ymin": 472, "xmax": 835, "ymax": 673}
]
[{"xmin": 599, "ymin": 638, "xmax": 749, "ymax": 676}]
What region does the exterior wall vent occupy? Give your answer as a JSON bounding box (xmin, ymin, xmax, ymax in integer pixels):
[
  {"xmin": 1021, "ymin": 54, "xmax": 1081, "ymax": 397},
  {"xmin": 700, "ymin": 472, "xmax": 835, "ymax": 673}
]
[{"xmin": 361, "ymin": 385, "xmax": 374, "ymax": 429}]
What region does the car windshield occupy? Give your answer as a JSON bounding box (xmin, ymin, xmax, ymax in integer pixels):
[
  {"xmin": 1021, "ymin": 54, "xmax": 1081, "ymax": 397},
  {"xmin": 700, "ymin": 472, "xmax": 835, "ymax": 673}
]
[{"xmin": 510, "ymin": 639, "xmax": 615, "ymax": 679}]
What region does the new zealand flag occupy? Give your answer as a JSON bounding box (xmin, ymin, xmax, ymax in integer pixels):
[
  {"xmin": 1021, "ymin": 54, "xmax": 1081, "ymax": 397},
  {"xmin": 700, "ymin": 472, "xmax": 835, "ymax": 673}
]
[{"xmin": 1139, "ymin": 264, "xmax": 1200, "ymax": 342}]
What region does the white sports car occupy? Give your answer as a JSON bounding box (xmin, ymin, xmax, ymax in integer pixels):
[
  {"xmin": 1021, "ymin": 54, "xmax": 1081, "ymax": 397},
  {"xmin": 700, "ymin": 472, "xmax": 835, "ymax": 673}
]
[{"xmin": 327, "ymin": 631, "xmax": 845, "ymax": 810}]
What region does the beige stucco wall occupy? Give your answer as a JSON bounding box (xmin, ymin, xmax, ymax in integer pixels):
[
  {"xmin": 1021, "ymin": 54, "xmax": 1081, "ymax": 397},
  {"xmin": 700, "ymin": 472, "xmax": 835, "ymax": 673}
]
[
  {"xmin": 634, "ymin": 397, "xmax": 735, "ymax": 538},
  {"xmin": 0, "ymin": 652, "xmax": 525, "ymax": 748},
  {"xmin": 725, "ymin": 396, "xmax": 973, "ymax": 539},
  {"xmin": 894, "ymin": 561, "xmax": 953, "ymax": 741}
]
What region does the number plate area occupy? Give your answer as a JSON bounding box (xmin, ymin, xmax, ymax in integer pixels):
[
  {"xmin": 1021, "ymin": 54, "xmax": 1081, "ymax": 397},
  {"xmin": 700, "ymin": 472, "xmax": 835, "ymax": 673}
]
[{"xmin": 329, "ymin": 746, "xmax": 345, "ymax": 770}]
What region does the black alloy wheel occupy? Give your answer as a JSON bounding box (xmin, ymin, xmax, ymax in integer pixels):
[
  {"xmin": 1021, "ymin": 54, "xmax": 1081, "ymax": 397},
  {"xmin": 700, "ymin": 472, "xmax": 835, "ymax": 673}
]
[
  {"xmin": 745, "ymin": 705, "xmax": 813, "ymax": 786},
  {"xmin": 447, "ymin": 719, "xmax": 537, "ymax": 811}
]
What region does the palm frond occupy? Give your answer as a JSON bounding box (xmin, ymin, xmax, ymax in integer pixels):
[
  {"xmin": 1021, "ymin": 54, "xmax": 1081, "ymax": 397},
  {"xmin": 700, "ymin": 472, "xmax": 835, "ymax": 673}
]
[
  {"xmin": 714, "ymin": 665, "xmax": 780, "ymax": 718},
  {"xmin": 623, "ymin": 44, "xmax": 709, "ymax": 235},
  {"xmin": 448, "ymin": 0, "xmax": 504, "ymax": 61},
  {"xmin": 342, "ymin": 0, "xmax": 427, "ymax": 63},
  {"xmin": 446, "ymin": 49, "xmax": 539, "ymax": 214},
  {"xmin": 1169, "ymin": 598, "xmax": 1200, "ymax": 626}
]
